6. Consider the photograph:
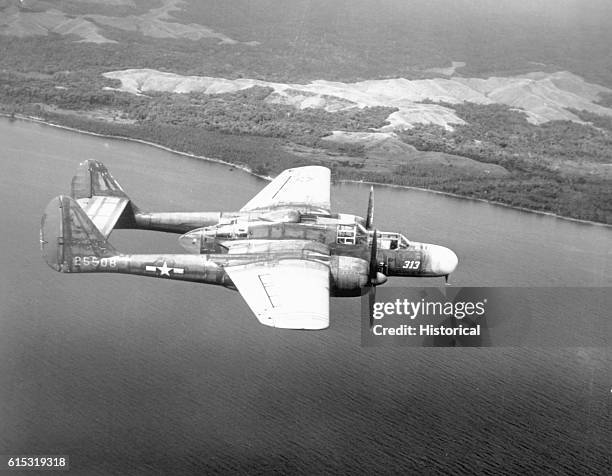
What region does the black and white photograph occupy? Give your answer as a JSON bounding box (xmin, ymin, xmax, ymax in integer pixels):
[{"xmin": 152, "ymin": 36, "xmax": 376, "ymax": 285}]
[{"xmin": 1, "ymin": 0, "xmax": 610, "ymax": 474}]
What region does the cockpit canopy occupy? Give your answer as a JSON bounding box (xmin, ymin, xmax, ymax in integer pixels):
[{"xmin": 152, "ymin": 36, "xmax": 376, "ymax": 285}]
[
  {"xmin": 335, "ymin": 223, "xmax": 410, "ymax": 250},
  {"xmin": 373, "ymin": 231, "xmax": 411, "ymax": 250}
]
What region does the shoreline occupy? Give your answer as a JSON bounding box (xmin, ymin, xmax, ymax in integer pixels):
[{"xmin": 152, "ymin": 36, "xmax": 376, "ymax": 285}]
[
  {"xmin": 337, "ymin": 179, "xmax": 612, "ymax": 228},
  {"xmin": 1, "ymin": 113, "xmax": 267, "ymax": 180},
  {"xmin": 4, "ymin": 113, "xmax": 611, "ymax": 229}
]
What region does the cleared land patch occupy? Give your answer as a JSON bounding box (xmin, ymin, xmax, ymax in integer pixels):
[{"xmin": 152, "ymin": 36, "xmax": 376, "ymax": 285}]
[{"xmin": 104, "ymin": 68, "xmax": 612, "ymax": 131}]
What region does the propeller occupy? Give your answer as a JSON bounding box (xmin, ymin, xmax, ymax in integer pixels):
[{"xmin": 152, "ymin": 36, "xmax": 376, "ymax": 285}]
[
  {"xmin": 367, "ymin": 229, "xmax": 388, "ymax": 328},
  {"xmin": 365, "ymin": 186, "xmax": 374, "ymax": 230},
  {"xmin": 369, "ymin": 228, "xmax": 378, "ymax": 280},
  {"xmin": 364, "ymin": 190, "xmax": 386, "ymax": 328},
  {"xmin": 367, "ymin": 229, "xmax": 378, "ymax": 328}
]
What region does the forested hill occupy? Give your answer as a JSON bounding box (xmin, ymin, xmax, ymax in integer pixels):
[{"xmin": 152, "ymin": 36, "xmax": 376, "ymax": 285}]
[
  {"xmin": 1, "ymin": 0, "xmax": 611, "ymax": 223},
  {"xmin": 2, "ymin": 0, "xmax": 612, "ymax": 85}
]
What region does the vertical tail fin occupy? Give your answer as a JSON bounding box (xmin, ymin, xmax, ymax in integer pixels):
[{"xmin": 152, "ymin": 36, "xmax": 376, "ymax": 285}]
[
  {"xmin": 41, "ymin": 195, "xmax": 118, "ymax": 273},
  {"xmin": 71, "ymin": 159, "xmax": 128, "ymax": 200}
]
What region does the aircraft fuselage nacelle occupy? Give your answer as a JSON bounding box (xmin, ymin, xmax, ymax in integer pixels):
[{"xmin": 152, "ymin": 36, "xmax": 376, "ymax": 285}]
[{"xmin": 377, "ymin": 244, "xmax": 458, "ymax": 278}]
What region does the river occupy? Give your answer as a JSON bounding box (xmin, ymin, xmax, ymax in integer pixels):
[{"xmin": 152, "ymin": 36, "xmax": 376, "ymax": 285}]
[{"xmin": 0, "ymin": 118, "xmax": 610, "ymax": 474}]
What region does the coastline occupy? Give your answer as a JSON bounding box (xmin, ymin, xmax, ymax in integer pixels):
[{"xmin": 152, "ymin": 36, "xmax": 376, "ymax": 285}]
[
  {"xmin": 338, "ymin": 179, "xmax": 612, "ymax": 228},
  {"xmin": 2, "ymin": 113, "xmax": 267, "ymax": 180},
  {"xmin": 5, "ymin": 113, "xmax": 611, "ymax": 229}
]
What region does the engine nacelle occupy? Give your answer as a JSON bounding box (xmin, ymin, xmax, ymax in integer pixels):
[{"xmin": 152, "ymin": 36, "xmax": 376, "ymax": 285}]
[{"xmin": 330, "ymin": 255, "xmax": 369, "ymax": 297}]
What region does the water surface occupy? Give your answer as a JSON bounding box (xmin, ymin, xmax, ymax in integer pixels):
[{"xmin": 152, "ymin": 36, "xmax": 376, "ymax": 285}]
[{"xmin": 1, "ymin": 119, "xmax": 610, "ymax": 474}]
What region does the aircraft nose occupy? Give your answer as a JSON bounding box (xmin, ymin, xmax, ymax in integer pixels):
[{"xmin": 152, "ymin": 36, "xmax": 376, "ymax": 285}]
[
  {"xmin": 430, "ymin": 245, "xmax": 458, "ymax": 276},
  {"xmin": 178, "ymin": 230, "xmax": 201, "ymax": 253}
]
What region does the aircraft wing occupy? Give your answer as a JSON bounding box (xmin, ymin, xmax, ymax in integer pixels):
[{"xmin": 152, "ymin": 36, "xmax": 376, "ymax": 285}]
[
  {"xmin": 240, "ymin": 166, "xmax": 331, "ymax": 214},
  {"xmin": 224, "ymin": 244, "xmax": 330, "ymax": 329}
]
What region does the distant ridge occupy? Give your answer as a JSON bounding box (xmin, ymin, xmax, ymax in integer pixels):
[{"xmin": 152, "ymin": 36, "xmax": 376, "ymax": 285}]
[
  {"xmin": 104, "ymin": 69, "xmax": 612, "ymax": 131},
  {"xmin": 0, "ymin": 0, "xmax": 257, "ymax": 45}
]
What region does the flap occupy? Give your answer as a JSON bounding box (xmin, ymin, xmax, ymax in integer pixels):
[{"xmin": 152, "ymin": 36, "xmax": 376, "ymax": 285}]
[{"xmin": 225, "ymin": 258, "xmax": 330, "ymax": 330}]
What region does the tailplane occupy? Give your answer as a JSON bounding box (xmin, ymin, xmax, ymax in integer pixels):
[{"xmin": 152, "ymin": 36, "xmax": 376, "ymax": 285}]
[
  {"xmin": 70, "ymin": 160, "xmax": 139, "ymax": 238},
  {"xmin": 41, "ymin": 195, "xmax": 118, "ymax": 273}
]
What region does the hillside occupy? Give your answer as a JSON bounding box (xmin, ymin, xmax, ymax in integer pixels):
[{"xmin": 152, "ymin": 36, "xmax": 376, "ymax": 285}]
[
  {"xmin": 2, "ymin": 1, "xmax": 612, "ymax": 85},
  {"xmin": 0, "ymin": 0, "xmax": 611, "ymax": 223},
  {"xmin": 104, "ymin": 69, "xmax": 612, "ymax": 129},
  {"xmin": 0, "ymin": 0, "xmax": 255, "ymax": 45}
]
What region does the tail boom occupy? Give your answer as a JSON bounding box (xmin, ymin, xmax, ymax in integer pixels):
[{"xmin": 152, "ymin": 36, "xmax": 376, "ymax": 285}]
[
  {"xmin": 66, "ymin": 253, "xmax": 231, "ymax": 288},
  {"xmin": 132, "ymin": 212, "xmax": 223, "ymax": 234},
  {"xmin": 41, "ymin": 195, "xmax": 231, "ymax": 285},
  {"xmin": 70, "ymin": 160, "xmax": 230, "ymax": 234}
]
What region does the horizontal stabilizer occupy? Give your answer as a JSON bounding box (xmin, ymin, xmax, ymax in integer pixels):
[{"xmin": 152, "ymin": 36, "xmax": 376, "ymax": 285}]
[
  {"xmin": 70, "ymin": 160, "xmax": 137, "ymax": 238},
  {"xmin": 78, "ymin": 195, "xmax": 130, "ymax": 238},
  {"xmin": 41, "ymin": 195, "xmax": 117, "ymax": 273}
]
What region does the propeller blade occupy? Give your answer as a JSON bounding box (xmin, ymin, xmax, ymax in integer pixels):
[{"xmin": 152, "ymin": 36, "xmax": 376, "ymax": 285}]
[
  {"xmin": 365, "ymin": 186, "xmax": 374, "ymax": 230},
  {"xmin": 369, "ymin": 229, "xmax": 378, "ymax": 280},
  {"xmin": 368, "ymin": 284, "xmax": 376, "ymax": 328}
]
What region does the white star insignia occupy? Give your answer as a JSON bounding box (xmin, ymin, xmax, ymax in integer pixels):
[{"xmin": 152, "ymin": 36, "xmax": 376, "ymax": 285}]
[
  {"xmin": 158, "ymin": 261, "xmax": 172, "ymax": 276},
  {"xmin": 145, "ymin": 261, "xmax": 185, "ymax": 277}
]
